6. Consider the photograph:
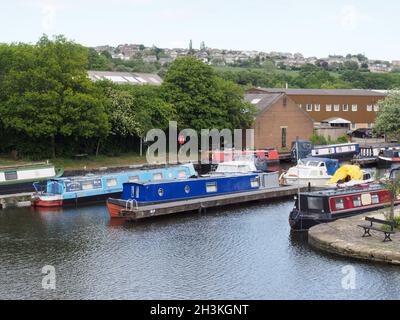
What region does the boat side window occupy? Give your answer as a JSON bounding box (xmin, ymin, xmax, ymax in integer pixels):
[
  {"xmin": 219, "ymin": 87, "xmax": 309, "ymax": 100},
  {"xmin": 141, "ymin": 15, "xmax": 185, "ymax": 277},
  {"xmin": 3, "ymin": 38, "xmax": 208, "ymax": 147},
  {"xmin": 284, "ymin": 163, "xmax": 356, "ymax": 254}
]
[
  {"xmin": 250, "ymin": 177, "xmax": 260, "ymax": 188},
  {"xmin": 363, "ymin": 173, "xmax": 371, "ymax": 180},
  {"xmin": 136, "ymin": 186, "xmax": 140, "ymax": 198},
  {"xmin": 353, "ymin": 196, "xmax": 362, "ymax": 207},
  {"xmin": 129, "ymin": 176, "xmax": 139, "ymax": 183},
  {"xmin": 4, "ymin": 171, "xmax": 18, "ymax": 181},
  {"xmin": 206, "ymin": 182, "xmax": 218, "ymax": 193},
  {"xmin": 153, "ymin": 173, "xmax": 163, "ymax": 181},
  {"xmin": 371, "ymin": 194, "xmax": 380, "ymax": 204},
  {"xmin": 178, "ymin": 170, "xmax": 187, "ymax": 178},
  {"xmin": 106, "ymin": 178, "xmax": 118, "ymax": 187},
  {"xmin": 308, "ymin": 197, "xmax": 324, "ymax": 211},
  {"xmin": 335, "ymin": 198, "xmax": 345, "ymax": 210},
  {"xmin": 81, "ymin": 181, "xmax": 94, "ymax": 190},
  {"xmin": 184, "ymin": 185, "xmax": 191, "ymax": 194},
  {"xmin": 158, "ymin": 188, "xmax": 164, "ymax": 197}
]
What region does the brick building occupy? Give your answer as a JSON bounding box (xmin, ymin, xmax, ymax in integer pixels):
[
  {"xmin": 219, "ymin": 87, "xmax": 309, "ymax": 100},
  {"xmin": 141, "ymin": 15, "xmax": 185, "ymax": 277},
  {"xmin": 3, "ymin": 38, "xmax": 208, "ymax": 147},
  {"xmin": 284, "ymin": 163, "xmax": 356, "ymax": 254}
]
[
  {"xmin": 245, "ymin": 92, "xmax": 314, "ymax": 150},
  {"xmin": 249, "ymin": 88, "xmax": 387, "ymax": 130}
]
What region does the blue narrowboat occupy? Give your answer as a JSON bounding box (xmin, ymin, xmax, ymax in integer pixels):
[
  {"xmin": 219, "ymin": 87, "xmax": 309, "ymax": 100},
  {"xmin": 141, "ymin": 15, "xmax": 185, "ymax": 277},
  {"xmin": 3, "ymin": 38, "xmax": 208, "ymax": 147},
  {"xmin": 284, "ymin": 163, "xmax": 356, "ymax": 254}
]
[
  {"xmin": 311, "ymin": 143, "xmax": 360, "ymax": 160},
  {"xmin": 107, "ymin": 174, "xmax": 263, "ymax": 218},
  {"xmin": 31, "ymin": 164, "xmax": 197, "ymax": 207}
]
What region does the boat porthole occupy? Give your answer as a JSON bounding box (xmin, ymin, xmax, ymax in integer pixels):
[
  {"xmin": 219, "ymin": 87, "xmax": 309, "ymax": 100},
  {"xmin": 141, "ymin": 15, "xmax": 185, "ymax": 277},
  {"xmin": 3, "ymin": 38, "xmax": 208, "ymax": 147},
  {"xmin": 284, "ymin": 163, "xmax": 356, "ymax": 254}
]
[
  {"xmin": 184, "ymin": 185, "xmax": 190, "ymax": 194},
  {"xmin": 158, "ymin": 188, "xmax": 164, "ymax": 197}
]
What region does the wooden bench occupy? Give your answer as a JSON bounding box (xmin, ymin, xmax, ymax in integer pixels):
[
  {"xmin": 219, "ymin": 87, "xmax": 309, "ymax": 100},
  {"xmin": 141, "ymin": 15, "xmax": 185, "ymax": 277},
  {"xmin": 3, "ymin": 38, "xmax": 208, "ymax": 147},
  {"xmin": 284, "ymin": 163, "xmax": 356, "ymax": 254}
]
[{"xmin": 358, "ymin": 217, "xmax": 396, "ymax": 242}]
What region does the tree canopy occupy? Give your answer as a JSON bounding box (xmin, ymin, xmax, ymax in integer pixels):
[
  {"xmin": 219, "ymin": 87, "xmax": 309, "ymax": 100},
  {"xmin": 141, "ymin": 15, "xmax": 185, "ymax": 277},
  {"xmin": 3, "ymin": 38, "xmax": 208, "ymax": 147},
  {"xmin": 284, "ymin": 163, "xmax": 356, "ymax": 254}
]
[
  {"xmin": 374, "ymin": 90, "xmax": 400, "ymax": 137},
  {"xmin": 0, "ymin": 35, "xmax": 109, "ymax": 157},
  {"xmin": 162, "ymin": 56, "xmax": 256, "ymax": 132}
]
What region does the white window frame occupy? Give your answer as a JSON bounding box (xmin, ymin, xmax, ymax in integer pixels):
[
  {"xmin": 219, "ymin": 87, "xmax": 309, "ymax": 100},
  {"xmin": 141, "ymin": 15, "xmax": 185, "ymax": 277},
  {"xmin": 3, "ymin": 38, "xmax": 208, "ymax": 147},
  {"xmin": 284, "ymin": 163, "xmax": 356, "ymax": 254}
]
[
  {"xmin": 306, "ymin": 104, "xmax": 313, "ymax": 112},
  {"xmin": 315, "ymin": 104, "xmax": 320, "ymax": 112},
  {"xmin": 343, "ymin": 104, "xmax": 349, "ymax": 112},
  {"xmin": 326, "ymin": 104, "xmax": 332, "ymax": 112},
  {"xmin": 374, "ymin": 105, "xmax": 380, "ymax": 112},
  {"xmin": 352, "ymin": 104, "xmax": 358, "ymax": 112},
  {"xmin": 367, "ymin": 105, "xmax": 373, "ymax": 112},
  {"xmin": 334, "ymin": 104, "xmax": 340, "ymax": 112},
  {"xmin": 351, "ymin": 123, "xmax": 356, "ymax": 130}
]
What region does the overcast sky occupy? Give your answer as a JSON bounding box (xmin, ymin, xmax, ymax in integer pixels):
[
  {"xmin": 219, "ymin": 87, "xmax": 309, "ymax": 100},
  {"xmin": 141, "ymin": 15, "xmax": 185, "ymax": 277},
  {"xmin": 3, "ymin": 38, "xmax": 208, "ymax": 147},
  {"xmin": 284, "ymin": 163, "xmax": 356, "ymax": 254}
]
[{"xmin": 0, "ymin": 0, "xmax": 398, "ymax": 60}]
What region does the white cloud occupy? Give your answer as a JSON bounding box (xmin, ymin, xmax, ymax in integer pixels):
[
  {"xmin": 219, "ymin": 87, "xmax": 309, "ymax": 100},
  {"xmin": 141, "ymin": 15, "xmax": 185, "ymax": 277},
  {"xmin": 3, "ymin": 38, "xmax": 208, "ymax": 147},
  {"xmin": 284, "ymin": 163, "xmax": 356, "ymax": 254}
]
[{"xmin": 339, "ymin": 5, "xmax": 370, "ymax": 30}]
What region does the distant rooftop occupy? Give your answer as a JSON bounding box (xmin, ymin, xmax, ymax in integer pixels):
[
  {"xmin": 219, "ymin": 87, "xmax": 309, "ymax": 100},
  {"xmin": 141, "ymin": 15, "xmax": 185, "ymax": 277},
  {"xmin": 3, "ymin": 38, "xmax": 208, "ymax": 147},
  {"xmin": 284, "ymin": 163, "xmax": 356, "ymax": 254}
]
[
  {"xmin": 87, "ymin": 71, "xmax": 163, "ymax": 85},
  {"xmin": 251, "ymin": 88, "xmax": 388, "ymax": 97},
  {"xmin": 244, "ymin": 92, "xmax": 282, "ymax": 113}
]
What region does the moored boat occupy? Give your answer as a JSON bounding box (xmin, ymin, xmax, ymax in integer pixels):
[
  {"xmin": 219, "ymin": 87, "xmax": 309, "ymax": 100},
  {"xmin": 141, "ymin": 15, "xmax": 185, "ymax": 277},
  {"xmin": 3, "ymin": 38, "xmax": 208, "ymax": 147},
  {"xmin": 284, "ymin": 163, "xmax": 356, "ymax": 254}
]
[
  {"xmin": 289, "ymin": 184, "xmax": 400, "ymax": 231},
  {"xmin": 311, "ymin": 143, "xmax": 360, "ymax": 160},
  {"xmin": 291, "ymin": 141, "xmax": 360, "ymax": 162},
  {"xmin": 107, "ymin": 171, "xmax": 280, "ymax": 219},
  {"xmin": 280, "ymin": 158, "xmax": 340, "ymax": 187},
  {"xmin": 31, "ymin": 164, "xmax": 196, "ymax": 207},
  {"xmin": 0, "ymin": 163, "xmax": 63, "ymax": 195},
  {"xmin": 325, "ymin": 165, "xmax": 374, "ymax": 188},
  {"xmin": 206, "ymin": 149, "xmax": 279, "ymax": 164},
  {"xmin": 378, "ymin": 149, "xmax": 400, "ymax": 168}
]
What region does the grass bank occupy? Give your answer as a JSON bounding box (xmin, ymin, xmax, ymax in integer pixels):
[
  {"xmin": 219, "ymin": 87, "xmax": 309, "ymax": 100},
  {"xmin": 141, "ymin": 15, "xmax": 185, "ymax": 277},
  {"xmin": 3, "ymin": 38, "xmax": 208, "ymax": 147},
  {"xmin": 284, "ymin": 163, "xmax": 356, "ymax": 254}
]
[{"xmin": 0, "ymin": 153, "xmax": 147, "ymax": 171}]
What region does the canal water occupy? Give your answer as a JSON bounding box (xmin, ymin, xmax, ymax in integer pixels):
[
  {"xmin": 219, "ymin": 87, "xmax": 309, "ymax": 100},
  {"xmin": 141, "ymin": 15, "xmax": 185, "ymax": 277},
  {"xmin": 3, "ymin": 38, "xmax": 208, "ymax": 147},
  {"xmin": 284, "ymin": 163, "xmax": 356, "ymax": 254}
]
[{"xmin": 1, "ymin": 199, "xmax": 400, "ymax": 299}]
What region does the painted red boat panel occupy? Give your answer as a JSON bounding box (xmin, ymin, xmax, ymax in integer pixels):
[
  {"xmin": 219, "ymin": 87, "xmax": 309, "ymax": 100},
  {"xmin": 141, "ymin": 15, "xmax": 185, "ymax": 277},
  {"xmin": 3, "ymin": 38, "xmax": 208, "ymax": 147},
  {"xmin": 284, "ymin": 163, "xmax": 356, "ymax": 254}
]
[
  {"xmin": 31, "ymin": 200, "xmax": 63, "ymax": 207},
  {"xmin": 329, "ymin": 190, "xmax": 392, "ymax": 214},
  {"xmin": 209, "ymin": 150, "xmax": 279, "ymax": 163}
]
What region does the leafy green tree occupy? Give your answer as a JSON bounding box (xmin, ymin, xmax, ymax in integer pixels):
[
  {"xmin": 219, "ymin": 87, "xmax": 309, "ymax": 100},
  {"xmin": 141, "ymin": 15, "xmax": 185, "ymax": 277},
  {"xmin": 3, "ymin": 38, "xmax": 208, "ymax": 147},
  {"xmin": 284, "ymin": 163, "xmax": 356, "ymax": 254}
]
[
  {"xmin": 88, "ymin": 48, "xmax": 111, "ymax": 70},
  {"xmin": 0, "ymin": 35, "xmax": 109, "ymax": 157},
  {"xmin": 374, "ymin": 90, "xmax": 400, "ymax": 138},
  {"xmin": 382, "ymin": 175, "xmax": 400, "ymax": 222},
  {"xmin": 99, "ymin": 82, "xmax": 175, "ymax": 138},
  {"xmin": 162, "ymin": 56, "xmax": 256, "ymax": 132}
]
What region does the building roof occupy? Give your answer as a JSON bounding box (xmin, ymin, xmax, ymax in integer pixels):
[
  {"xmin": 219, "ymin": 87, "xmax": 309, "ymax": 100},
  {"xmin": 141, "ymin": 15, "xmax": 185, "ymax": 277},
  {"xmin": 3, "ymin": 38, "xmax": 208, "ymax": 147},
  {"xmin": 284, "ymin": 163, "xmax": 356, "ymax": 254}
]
[
  {"xmin": 244, "ymin": 92, "xmax": 283, "ymax": 113},
  {"xmin": 87, "ymin": 71, "xmax": 163, "ymax": 85},
  {"xmin": 244, "ymin": 92, "xmax": 314, "ymax": 123},
  {"xmin": 250, "ymin": 88, "xmax": 388, "ymax": 97}
]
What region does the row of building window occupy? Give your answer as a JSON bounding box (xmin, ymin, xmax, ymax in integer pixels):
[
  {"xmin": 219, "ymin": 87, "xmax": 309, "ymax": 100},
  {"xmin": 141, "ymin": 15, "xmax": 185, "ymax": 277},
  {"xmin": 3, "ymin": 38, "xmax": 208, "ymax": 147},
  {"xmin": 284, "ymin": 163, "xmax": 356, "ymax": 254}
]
[{"xmin": 303, "ymin": 104, "xmax": 379, "ymax": 112}]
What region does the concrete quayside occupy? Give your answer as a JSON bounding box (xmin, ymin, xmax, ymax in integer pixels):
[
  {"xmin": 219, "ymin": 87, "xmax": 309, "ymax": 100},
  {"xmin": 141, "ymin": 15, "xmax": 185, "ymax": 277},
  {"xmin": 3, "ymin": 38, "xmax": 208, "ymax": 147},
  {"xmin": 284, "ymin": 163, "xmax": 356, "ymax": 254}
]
[{"xmin": 308, "ymin": 209, "xmax": 400, "ymax": 265}]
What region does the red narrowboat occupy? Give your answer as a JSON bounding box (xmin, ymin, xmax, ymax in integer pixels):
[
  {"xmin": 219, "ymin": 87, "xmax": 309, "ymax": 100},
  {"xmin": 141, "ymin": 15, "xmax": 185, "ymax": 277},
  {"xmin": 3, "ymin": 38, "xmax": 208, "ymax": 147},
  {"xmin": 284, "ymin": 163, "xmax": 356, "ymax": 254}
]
[{"xmin": 289, "ymin": 184, "xmax": 400, "ymax": 231}]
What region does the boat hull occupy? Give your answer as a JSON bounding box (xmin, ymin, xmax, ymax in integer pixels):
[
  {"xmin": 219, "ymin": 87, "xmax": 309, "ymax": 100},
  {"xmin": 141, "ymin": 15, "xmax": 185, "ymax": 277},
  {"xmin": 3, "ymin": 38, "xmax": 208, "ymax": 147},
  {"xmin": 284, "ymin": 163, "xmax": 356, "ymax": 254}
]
[
  {"xmin": 377, "ymin": 156, "xmax": 400, "ymax": 169},
  {"xmin": 0, "ymin": 182, "xmax": 36, "ymax": 195},
  {"xmin": 289, "ymin": 203, "xmax": 397, "ymax": 231},
  {"xmin": 32, "ymin": 192, "xmax": 122, "ymax": 208},
  {"xmin": 106, "ymin": 199, "xmax": 127, "ymax": 219},
  {"xmin": 282, "ymin": 177, "xmax": 330, "ymax": 188}
]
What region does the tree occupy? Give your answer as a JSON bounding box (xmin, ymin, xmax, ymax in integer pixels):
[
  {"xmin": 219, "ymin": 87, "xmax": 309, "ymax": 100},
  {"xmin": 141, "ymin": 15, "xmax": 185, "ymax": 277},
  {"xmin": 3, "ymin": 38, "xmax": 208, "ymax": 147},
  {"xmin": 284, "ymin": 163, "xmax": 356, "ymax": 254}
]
[
  {"xmin": 382, "ymin": 175, "xmax": 400, "ymax": 222},
  {"xmin": 162, "ymin": 56, "xmax": 256, "ymax": 133},
  {"xmin": 0, "ymin": 35, "xmax": 109, "ymax": 157},
  {"xmin": 373, "ymin": 90, "xmax": 400, "ymax": 140},
  {"xmin": 100, "ymin": 83, "xmax": 176, "ymax": 138}
]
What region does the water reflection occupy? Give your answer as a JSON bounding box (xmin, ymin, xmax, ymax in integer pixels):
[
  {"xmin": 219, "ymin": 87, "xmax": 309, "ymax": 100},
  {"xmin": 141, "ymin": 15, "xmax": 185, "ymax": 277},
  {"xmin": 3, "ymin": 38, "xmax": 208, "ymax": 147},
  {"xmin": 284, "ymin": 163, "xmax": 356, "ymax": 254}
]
[{"xmin": 0, "ymin": 177, "xmax": 399, "ymax": 299}]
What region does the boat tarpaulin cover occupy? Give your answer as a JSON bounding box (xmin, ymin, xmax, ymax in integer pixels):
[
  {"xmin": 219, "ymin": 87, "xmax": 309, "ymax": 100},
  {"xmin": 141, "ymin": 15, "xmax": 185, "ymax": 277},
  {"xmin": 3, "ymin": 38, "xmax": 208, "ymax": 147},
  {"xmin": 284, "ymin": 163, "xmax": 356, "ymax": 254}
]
[{"xmin": 328, "ymin": 165, "xmax": 363, "ymax": 184}]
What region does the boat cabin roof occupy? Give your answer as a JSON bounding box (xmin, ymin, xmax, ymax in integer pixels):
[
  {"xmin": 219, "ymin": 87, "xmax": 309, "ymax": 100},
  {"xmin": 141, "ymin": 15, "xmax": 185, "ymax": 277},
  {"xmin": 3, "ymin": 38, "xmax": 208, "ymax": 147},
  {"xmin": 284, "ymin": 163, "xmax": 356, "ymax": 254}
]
[
  {"xmin": 313, "ymin": 143, "xmax": 359, "ymax": 149},
  {"xmin": 300, "ymin": 183, "xmax": 383, "ymax": 198},
  {"xmin": 215, "ymin": 161, "xmax": 258, "ymax": 173},
  {"xmin": 125, "ymin": 173, "xmax": 258, "ymax": 187},
  {"xmin": 300, "ymin": 157, "xmax": 339, "ymax": 164}
]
